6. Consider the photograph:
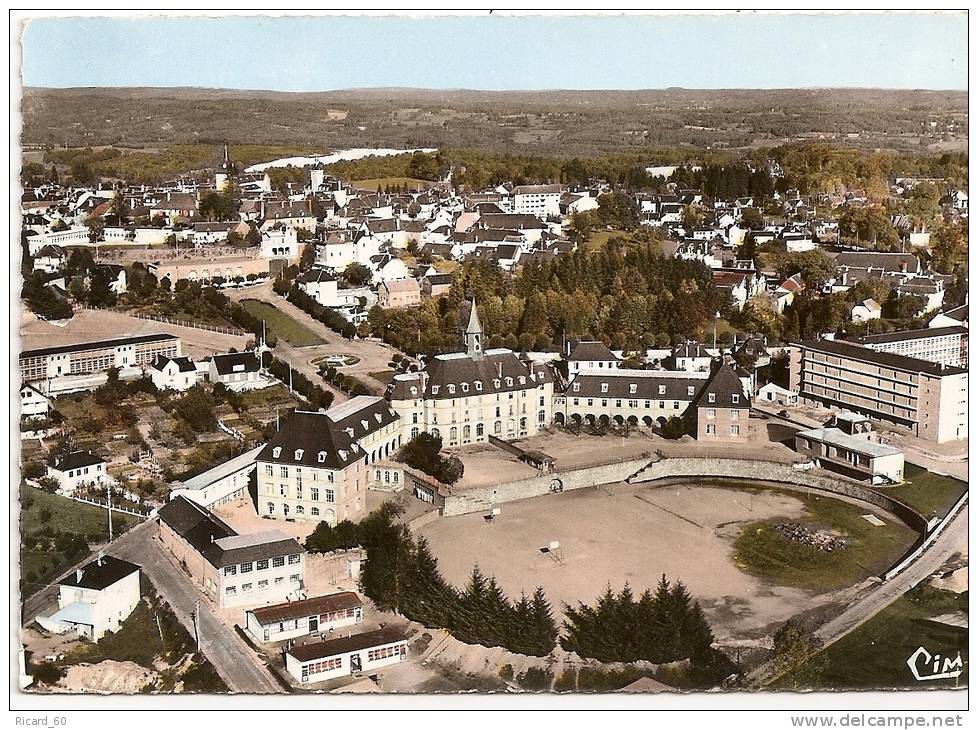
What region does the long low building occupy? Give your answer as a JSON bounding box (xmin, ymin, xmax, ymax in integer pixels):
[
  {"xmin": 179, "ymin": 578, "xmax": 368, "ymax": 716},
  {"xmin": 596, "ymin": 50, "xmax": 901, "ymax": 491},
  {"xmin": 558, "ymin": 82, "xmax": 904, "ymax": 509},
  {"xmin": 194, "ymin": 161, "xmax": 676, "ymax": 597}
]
[
  {"xmin": 850, "ymin": 325, "xmax": 968, "ymax": 368},
  {"xmin": 284, "ymin": 627, "xmax": 408, "ymax": 684},
  {"xmin": 789, "ymin": 338, "xmax": 968, "ymax": 443},
  {"xmin": 794, "ymin": 427, "xmax": 905, "ymax": 484},
  {"xmin": 20, "ymin": 333, "xmax": 181, "ymax": 384},
  {"xmin": 245, "ymin": 591, "xmax": 364, "ymax": 643},
  {"xmin": 169, "ymin": 444, "xmax": 264, "ymax": 508}
]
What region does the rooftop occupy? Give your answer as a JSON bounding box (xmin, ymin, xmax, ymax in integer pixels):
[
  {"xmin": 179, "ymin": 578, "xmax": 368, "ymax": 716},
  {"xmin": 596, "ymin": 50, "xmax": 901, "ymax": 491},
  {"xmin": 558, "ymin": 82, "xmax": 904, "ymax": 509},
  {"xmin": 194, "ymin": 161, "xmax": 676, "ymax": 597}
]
[{"xmin": 796, "ymin": 427, "xmax": 903, "ymax": 459}]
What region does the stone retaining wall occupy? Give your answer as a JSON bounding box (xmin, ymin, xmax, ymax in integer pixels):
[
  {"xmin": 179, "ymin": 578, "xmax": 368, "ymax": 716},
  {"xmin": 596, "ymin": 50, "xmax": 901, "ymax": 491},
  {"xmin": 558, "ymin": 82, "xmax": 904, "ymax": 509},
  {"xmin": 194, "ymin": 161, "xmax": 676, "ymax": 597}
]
[
  {"xmin": 628, "ymin": 457, "xmax": 929, "ymax": 535},
  {"xmin": 441, "ymin": 456, "xmax": 654, "ymax": 517}
]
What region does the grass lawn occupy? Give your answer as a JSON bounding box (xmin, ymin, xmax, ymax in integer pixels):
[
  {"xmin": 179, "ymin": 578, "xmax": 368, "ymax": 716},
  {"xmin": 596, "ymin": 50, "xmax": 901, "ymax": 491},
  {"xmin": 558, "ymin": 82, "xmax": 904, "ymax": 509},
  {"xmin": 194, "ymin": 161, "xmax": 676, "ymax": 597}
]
[
  {"xmin": 730, "ymin": 485, "xmax": 918, "ymax": 592},
  {"xmin": 774, "ymin": 585, "xmax": 968, "ymax": 690},
  {"xmin": 369, "ymin": 369, "xmax": 395, "ymax": 385},
  {"xmin": 20, "ymin": 484, "xmax": 138, "ymax": 596},
  {"xmin": 586, "ymin": 229, "xmax": 631, "ymax": 250},
  {"xmin": 876, "ymin": 464, "xmax": 968, "ymax": 521},
  {"xmin": 352, "ymin": 177, "xmax": 430, "ymax": 191},
  {"xmin": 240, "ymin": 299, "xmax": 325, "ymax": 347}
]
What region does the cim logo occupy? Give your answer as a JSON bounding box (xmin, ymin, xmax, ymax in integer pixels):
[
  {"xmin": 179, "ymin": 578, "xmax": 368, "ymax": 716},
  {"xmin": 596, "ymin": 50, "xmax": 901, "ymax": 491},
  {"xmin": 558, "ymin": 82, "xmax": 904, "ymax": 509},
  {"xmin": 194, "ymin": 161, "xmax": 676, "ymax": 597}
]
[{"xmin": 906, "ymin": 646, "xmax": 964, "ymax": 682}]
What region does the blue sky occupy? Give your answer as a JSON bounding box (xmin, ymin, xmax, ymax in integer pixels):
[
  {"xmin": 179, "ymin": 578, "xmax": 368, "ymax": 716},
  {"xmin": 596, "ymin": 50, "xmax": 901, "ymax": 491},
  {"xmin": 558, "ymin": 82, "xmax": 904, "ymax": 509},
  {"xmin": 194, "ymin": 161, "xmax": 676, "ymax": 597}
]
[{"xmin": 21, "ymin": 13, "xmax": 967, "ymax": 91}]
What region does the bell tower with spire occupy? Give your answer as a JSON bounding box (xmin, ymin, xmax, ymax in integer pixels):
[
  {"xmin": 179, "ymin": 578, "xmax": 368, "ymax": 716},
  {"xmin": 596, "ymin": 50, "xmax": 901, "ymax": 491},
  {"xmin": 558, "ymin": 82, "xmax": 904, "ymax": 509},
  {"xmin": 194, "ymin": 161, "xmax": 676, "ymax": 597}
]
[
  {"xmin": 215, "ymin": 141, "xmax": 232, "ymax": 192},
  {"xmin": 464, "ymin": 299, "xmax": 484, "ymax": 359}
]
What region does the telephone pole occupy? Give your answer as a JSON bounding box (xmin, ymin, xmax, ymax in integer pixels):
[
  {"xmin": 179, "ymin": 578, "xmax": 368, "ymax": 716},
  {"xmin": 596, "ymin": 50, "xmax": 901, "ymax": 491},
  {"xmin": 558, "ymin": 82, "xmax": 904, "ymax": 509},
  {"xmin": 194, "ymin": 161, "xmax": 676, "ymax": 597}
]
[
  {"xmin": 106, "ymin": 481, "xmax": 113, "ymax": 542},
  {"xmin": 192, "ymin": 599, "xmax": 201, "ymax": 651}
]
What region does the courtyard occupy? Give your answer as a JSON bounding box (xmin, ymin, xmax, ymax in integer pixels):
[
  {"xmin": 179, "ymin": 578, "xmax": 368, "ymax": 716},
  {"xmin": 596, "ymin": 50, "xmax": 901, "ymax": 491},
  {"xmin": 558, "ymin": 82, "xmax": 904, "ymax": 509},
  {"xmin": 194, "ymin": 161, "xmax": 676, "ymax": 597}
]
[{"xmin": 418, "ymin": 481, "xmax": 919, "ymax": 643}]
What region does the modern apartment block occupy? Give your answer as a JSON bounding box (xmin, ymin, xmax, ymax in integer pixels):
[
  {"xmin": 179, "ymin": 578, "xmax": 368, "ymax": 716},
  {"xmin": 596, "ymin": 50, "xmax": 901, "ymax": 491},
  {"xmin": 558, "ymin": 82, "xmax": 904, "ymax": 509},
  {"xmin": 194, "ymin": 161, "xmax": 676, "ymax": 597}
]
[
  {"xmin": 850, "ymin": 326, "xmax": 968, "ymax": 368},
  {"xmin": 789, "ymin": 338, "xmax": 968, "ymax": 443}
]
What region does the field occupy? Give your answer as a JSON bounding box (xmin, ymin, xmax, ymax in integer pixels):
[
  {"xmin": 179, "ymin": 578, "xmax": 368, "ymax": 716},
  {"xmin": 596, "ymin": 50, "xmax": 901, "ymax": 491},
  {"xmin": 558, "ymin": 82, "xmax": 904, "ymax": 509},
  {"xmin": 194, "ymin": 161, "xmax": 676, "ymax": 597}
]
[
  {"xmin": 585, "ymin": 229, "xmax": 631, "ymax": 250},
  {"xmin": 352, "ymin": 177, "xmax": 431, "ymax": 191},
  {"xmin": 19, "ymin": 484, "xmax": 138, "ymax": 596},
  {"xmin": 731, "ymin": 484, "xmax": 918, "ymax": 592},
  {"xmin": 879, "ymin": 464, "xmax": 968, "ymax": 521},
  {"xmin": 240, "ymin": 299, "xmax": 325, "ymax": 347},
  {"xmin": 775, "ymin": 584, "xmax": 968, "ymax": 691},
  {"xmin": 417, "ymin": 482, "xmax": 916, "ymax": 642}
]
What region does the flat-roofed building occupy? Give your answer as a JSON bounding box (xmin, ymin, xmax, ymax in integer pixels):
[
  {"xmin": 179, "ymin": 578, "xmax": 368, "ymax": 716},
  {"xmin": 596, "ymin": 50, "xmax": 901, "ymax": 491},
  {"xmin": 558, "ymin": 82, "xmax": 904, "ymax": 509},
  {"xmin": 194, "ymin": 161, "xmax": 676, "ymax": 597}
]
[
  {"xmin": 794, "ymin": 427, "xmax": 905, "ymax": 484},
  {"xmin": 284, "ymin": 627, "xmax": 407, "ymax": 684},
  {"xmin": 790, "ymin": 338, "xmax": 968, "ymax": 443},
  {"xmin": 851, "ymin": 326, "xmax": 968, "ymax": 368},
  {"xmin": 245, "ymin": 591, "xmax": 363, "ymax": 643},
  {"xmin": 20, "ymin": 333, "xmax": 181, "ymax": 385}
]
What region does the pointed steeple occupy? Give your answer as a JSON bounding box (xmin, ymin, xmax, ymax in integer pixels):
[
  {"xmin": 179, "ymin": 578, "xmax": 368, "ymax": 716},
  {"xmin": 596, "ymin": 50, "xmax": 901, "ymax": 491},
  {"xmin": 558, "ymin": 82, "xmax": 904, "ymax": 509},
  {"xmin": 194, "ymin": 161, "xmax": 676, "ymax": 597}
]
[{"xmin": 464, "ymin": 299, "xmax": 484, "ymax": 359}]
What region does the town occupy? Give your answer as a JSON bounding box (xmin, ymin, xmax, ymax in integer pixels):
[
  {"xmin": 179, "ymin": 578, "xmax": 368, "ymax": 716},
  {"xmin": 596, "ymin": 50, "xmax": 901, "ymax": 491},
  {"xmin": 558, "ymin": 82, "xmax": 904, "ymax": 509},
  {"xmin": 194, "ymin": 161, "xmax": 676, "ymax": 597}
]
[{"xmin": 18, "ymin": 112, "xmax": 969, "ymax": 694}]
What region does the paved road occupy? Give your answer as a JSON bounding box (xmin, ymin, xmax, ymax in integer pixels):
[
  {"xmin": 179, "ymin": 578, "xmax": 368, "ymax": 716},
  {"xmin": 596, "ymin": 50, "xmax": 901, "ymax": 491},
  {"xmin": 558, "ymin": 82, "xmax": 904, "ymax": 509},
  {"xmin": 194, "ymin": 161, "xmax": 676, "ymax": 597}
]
[
  {"xmin": 109, "ymin": 523, "xmax": 281, "ymax": 694},
  {"xmin": 23, "ymin": 520, "xmax": 279, "ymax": 694},
  {"xmin": 228, "ymin": 282, "xmax": 402, "ymax": 396}
]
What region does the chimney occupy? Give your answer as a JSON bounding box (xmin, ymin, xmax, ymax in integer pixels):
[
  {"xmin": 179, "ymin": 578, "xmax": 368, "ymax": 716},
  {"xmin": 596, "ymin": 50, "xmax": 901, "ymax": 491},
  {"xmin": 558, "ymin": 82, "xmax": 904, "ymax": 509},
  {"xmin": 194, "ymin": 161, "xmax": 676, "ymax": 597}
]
[
  {"xmin": 497, "ymin": 361, "xmax": 503, "ymax": 379},
  {"xmin": 901, "ymin": 260, "xmax": 908, "ymax": 273},
  {"xmin": 75, "ymin": 569, "xmax": 83, "ymax": 583},
  {"xmin": 97, "ymin": 551, "xmax": 104, "ymax": 567}
]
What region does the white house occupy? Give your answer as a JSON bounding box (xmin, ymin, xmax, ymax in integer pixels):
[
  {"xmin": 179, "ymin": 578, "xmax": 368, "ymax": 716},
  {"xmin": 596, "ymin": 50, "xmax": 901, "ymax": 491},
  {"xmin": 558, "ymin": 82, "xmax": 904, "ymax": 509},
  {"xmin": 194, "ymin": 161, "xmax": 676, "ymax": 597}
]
[
  {"xmin": 149, "ymin": 355, "xmax": 198, "ymax": 392},
  {"xmin": 36, "ymin": 555, "xmax": 141, "ymax": 640},
  {"xmin": 32, "ymin": 245, "xmax": 67, "ymax": 274},
  {"xmin": 169, "ymin": 444, "xmax": 263, "ymax": 509},
  {"xmin": 511, "ymin": 184, "xmax": 564, "ymax": 219},
  {"xmin": 850, "ymin": 298, "xmax": 882, "ymax": 323},
  {"xmin": 260, "ymin": 225, "xmax": 301, "ymax": 260},
  {"xmin": 284, "ymin": 627, "xmax": 407, "ymax": 684},
  {"xmin": 244, "ymin": 591, "xmax": 363, "ymax": 644},
  {"xmin": 48, "ymin": 451, "xmax": 108, "ymax": 494},
  {"xmin": 20, "ymin": 382, "xmax": 51, "ymax": 421},
  {"xmin": 566, "ymin": 340, "xmax": 621, "ymax": 376},
  {"xmin": 207, "ymin": 352, "xmax": 263, "ymax": 391},
  {"xmin": 756, "ymin": 382, "xmax": 798, "ymax": 407}
]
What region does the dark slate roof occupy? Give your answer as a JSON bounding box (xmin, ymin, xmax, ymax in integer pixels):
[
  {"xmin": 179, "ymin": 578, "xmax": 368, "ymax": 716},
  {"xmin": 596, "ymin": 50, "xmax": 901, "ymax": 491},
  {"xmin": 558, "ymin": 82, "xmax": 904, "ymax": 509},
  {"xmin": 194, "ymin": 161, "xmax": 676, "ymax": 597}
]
[
  {"xmin": 52, "ymin": 450, "xmax": 105, "ymax": 471},
  {"xmin": 567, "ymin": 340, "xmax": 619, "ymax": 363},
  {"xmin": 257, "ymin": 397, "xmax": 397, "ymax": 470},
  {"xmin": 59, "ymin": 555, "xmax": 140, "ymax": 591},
  {"xmin": 211, "ymin": 351, "xmax": 261, "ymax": 375},
  {"xmin": 563, "ymin": 370, "xmax": 709, "ymax": 400},
  {"xmin": 477, "ymin": 213, "xmax": 545, "ymax": 230},
  {"xmin": 794, "ymin": 338, "xmax": 967, "ymax": 377},
  {"xmin": 297, "ymin": 268, "xmax": 336, "ymax": 284},
  {"xmin": 690, "ymin": 363, "xmax": 749, "ymax": 410},
  {"xmin": 940, "ymin": 304, "xmax": 968, "ymax": 322},
  {"xmin": 249, "ymin": 591, "xmax": 362, "ymax": 626},
  {"xmin": 835, "ymin": 251, "xmax": 920, "ymax": 274},
  {"xmin": 389, "ymin": 350, "xmax": 552, "ymax": 402},
  {"xmin": 423, "ymin": 272, "xmax": 454, "ymax": 286},
  {"xmin": 855, "ymin": 326, "xmax": 968, "ymax": 345},
  {"xmin": 158, "ymin": 495, "xmax": 237, "ymax": 554},
  {"xmin": 20, "ymin": 333, "xmax": 178, "ymax": 360},
  {"xmin": 202, "ymin": 531, "xmax": 304, "ymax": 569},
  {"xmin": 288, "ymin": 627, "xmax": 406, "ymax": 663},
  {"xmin": 673, "ymin": 341, "xmax": 712, "ymax": 359},
  {"xmin": 152, "ymin": 354, "xmax": 196, "ymax": 372}
]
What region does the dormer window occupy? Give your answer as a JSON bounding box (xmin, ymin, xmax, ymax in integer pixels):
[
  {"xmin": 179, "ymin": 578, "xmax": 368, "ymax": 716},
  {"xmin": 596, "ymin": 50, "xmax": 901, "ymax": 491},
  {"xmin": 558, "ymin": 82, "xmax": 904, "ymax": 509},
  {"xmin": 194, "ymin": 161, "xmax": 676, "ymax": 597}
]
[
  {"xmin": 272, "ymin": 447, "xmax": 282, "ymax": 459},
  {"xmin": 461, "ymin": 383, "xmax": 469, "ymax": 393},
  {"xmin": 658, "ymin": 385, "xmax": 666, "ymax": 395},
  {"xmin": 448, "ymin": 384, "xmax": 456, "ymax": 394},
  {"xmin": 345, "ymin": 427, "xmax": 354, "ymax": 438},
  {"xmin": 338, "ymin": 450, "xmax": 348, "ymax": 461},
  {"xmin": 431, "ymin": 385, "xmax": 440, "ymax": 395},
  {"xmin": 629, "ymin": 384, "xmax": 637, "ymax": 394},
  {"xmin": 318, "ymin": 451, "xmax": 327, "ymax": 463},
  {"xmin": 687, "ymin": 386, "xmax": 695, "ymax": 396},
  {"xmin": 493, "ymin": 379, "xmax": 501, "ymax": 388},
  {"xmin": 600, "ymin": 383, "xmax": 608, "ymax": 393},
  {"xmin": 294, "ymin": 449, "xmax": 304, "ymax": 460},
  {"xmin": 505, "ymin": 377, "xmax": 513, "ymax": 387},
  {"xmin": 518, "ymin": 376, "xmax": 526, "ymax": 385},
  {"xmin": 374, "ymin": 413, "xmax": 382, "ymax": 422},
  {"xmin": 475, "ymin": 381, "xmax": 483, "ymax": 391},
  {"xmin": 731, "ymin": 394, "xmax": 740, "ymax": 404},
  {"xmin": 708, "ymin": 393, "xmax": 716, "ymax": 403},
  {"xmin": 572, "ymin": 383, "xmax": 581, "ymax": 392},
  {"xmin": 409, "ymin": 386, "xmax": 418, "ymax": 396},
  {"xmin": 538, "ymin": 371, "xmax": 545, "ymax": 379}
]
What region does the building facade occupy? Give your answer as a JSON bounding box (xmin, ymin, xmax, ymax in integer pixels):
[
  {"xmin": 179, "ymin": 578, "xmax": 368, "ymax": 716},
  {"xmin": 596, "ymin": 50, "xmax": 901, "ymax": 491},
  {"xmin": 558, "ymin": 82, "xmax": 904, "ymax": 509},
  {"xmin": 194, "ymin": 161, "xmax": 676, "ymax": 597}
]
[
  {"xmin": 20, "ymin": 333, "xmax": 181, "ymax": 384},
  {"xmin": 244, "ymin": 591, "xmax": 363, "ymax": 644},
  {"xmin": 789, "ymin": 339, "xmax": 968, "ymax": 443},
  {"xmin": 284, "ymin": 627, "xmax": 408, "ymax": 684},
  {"xmin": 852, "ymin": 326, "xmax": 968, "ymax": 368}
]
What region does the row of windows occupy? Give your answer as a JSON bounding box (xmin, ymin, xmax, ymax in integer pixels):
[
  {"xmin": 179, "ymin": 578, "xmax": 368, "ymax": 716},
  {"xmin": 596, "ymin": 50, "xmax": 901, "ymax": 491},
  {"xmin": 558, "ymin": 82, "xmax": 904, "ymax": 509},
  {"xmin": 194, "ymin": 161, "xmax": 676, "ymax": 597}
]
[
  {"xmin": 267, "ymin": 503, "xmax": 340, "ymax": 517},
  {"xmin": 225, "ymin": 574, "xmax": 300, "ymax": 594},
  {"xmin": 572, "ymin": 382, "xmax": 698, "ymax": 397},
  {"xmin": 302, "ymin": 658, "xmax": 342, "ymax": 676},
  {"xmin": 265, "ymin": 464, "xmax": 335, "ymax": 482},
  {"xmin": 704, "ymin": 409, "xmax": 740, "ymax": 420},
  {"xmin": 224, "ymin": 554, "xmax": 300, "ymax": 576},
  {"xmin": 704, "ymin": 424, "xmax": 741, "ymax": 436},
  {"xmin": 571, "ymin": 397, "xmax": 683, "ymax": 410},
  {"xmin": 367, "ymin": 645, "xmax": 406, "ymax": 662},
  {"xmin": 275, "ymin": 484, "xmax": 335, "ymax": 502}
]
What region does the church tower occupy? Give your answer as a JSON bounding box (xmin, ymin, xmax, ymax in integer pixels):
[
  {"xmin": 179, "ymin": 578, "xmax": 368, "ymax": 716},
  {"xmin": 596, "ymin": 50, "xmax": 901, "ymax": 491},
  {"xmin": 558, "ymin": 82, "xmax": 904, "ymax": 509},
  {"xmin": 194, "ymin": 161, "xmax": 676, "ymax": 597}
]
[
  {"xmin": 215, "ymin": 142, "xmax": 232, "ymax": 192},
  {"xmin": 464, "ymin": 299, "xmax": 484, "ymax": 359}
]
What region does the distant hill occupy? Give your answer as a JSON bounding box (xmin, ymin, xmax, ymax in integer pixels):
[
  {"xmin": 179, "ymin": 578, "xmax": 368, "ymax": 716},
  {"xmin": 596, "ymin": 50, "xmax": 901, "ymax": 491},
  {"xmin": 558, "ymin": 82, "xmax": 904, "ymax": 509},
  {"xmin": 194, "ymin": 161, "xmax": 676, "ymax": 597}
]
[{"xmin": 21, "ymin": 86, "xmax": 968, "ymax": 156}]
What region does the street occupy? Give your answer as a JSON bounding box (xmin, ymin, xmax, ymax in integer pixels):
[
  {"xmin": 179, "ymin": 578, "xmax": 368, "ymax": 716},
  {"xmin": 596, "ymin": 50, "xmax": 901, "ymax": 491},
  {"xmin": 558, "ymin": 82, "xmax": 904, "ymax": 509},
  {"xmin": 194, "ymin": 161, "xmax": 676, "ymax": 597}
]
[{"xmin": 227, "ymin": 282, "xmax": 402, "ymax": 397}]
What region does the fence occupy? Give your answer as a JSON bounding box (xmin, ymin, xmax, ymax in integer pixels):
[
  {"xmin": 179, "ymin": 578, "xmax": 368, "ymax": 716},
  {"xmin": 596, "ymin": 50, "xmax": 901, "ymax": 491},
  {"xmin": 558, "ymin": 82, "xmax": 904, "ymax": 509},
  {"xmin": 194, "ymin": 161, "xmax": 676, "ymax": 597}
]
[
  {"xmin": 129, "ymin": 313, "xmax": 246, "ymax": 337},
  {"xmin": 66, "ymin": 495, "xmax": 152, "ymax": 520}
]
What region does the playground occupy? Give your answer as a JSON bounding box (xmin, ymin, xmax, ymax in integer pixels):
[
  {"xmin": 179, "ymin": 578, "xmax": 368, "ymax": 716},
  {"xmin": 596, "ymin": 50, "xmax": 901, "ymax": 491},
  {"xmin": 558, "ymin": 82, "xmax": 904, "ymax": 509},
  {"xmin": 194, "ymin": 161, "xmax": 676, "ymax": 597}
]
[{"xmin": 418, "ymin": 480, "xmax": 917, "ymax": 642}]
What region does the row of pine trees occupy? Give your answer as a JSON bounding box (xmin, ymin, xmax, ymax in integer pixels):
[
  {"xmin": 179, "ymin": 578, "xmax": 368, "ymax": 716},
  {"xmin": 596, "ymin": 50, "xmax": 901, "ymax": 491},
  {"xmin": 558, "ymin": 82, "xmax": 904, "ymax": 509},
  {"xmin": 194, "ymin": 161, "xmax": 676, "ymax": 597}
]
[
  {"xmin": 561, "ymin": 579, "xmax": 715, "ymax": 664},
  {"xmin": 325, "ymin": 504, "xmax": 716, "ymax": 663}
]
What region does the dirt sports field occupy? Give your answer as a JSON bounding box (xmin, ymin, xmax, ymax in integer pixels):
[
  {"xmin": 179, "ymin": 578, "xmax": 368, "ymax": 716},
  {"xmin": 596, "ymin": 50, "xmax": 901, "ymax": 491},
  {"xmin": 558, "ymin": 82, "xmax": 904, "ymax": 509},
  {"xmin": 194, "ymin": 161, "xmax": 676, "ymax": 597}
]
[{"xmin": 418, "ymin": 482, "xmax": 906, "ymax": 642}]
